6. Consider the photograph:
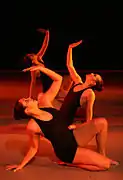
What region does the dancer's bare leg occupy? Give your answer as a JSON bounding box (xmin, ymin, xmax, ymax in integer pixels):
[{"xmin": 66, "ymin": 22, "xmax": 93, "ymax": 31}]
[
  {"xmin": 69, "ymin": 147, "xmax": 119, "ymax": 171},
  {"xmin": 73, "ymin": 117, "xmax": 108, "ymax": 156},
  {"xmin": 95, "ymin": 118, "xmax": 108, "ymax": 156},
  {"xmin": 56, "ymin": 118, "xmax": 117, "ymax": 167}
]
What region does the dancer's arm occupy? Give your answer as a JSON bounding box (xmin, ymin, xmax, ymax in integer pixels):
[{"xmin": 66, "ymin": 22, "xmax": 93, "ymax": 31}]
[
  {"xmin": 23, "ymin": 66, "xmax": 62, "ymax": 102},
  {"xmin": 36, "ymin": 28, "xmax": 49, "ymax": 61},
  {"xmin": 67, "ymin": 40, "xmax": 83, "ymax": 84},
  {"xmin": 29, "ymin": 71, "xmax": 37, "ymax": 98},
  {"xmin": 85, "ymin": 90, "xmax": 95, "ymax": 121},
  {"xmin": 68, "ymin": 91, "xmax": 95, "ymax": 129},
  {"xmin": 6, "ymin": 129, "xmax": 40, "ymax": 172}
]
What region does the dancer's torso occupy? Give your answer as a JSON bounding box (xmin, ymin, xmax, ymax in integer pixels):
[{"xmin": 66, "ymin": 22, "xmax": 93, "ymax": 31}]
[
  {"xmin": 33, "ymin": 107, "xmax": 77, "ymax": 163},
  {"xmin": 60, "ymin": 83, "xmax": 89, "ymax": 124}
]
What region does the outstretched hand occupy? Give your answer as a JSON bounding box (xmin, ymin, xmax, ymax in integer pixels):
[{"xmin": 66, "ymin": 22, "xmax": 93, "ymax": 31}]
[
  {"xmin": 22, "ymin": 65, "xmax": 43, "ymax": 72},
  {"xmin": 69, "ymin": 40, "xmax": 82, "ymax": 48},
  {"xmin": 22, "ymin": 66, "xmax": 34, "ymax": 72},
  {"xmin": 6, "ymin": 164, "xmax": 23, "ymax": 172}
]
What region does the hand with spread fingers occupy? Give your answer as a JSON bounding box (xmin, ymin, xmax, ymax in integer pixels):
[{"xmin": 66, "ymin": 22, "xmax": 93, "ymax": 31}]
[
  {"xmin": 6, "ymin": 164, "xmax": 23, "ymax": 172},
  {"xmin": 22, "ymin": 65, "xmax": 42, "ymax": 72}
]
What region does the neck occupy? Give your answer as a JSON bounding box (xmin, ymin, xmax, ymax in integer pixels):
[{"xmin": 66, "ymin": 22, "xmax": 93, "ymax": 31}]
[{"xmin": 81, "ymin": 82, "xmax": 90, "ymax": 89}]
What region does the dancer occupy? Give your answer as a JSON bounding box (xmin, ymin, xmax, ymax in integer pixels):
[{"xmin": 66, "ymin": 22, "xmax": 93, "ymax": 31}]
[
  {"xmin": 6, "ymin": 66, "xmax": 118, "ymax": 172},
  {"xmin": 60, "ymin": 40, "xmax": 104, "ymax": 124},
  {"xmin": 24, "ymin": 28, "xmax": 50, "ymax": 98},
  {"xmin": 59, "ymin": 40, "xmax": 106, "ymax": 156}
]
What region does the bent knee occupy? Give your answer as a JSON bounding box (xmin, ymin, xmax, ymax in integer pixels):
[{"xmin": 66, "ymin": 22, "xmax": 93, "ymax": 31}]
[{"xmin": 94, "ymin": 117, "xmax": 108, "ymax": 130}]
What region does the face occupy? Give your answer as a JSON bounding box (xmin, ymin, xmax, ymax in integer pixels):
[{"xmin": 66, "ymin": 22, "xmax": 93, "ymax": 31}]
[
  {"xmin": 19, "ymin": 98, "xmax": 38, "ymax": 108},
  {"xmin": 86, "ymin": 73, "xmax": 97, "ymax": 85},
  {"xmin": 86, "ymin": 73, "xmax": 102, "ymax": 87},
  {"xmin": 29, "ymin": 54, "xmax": 37, "ymax": 64}
]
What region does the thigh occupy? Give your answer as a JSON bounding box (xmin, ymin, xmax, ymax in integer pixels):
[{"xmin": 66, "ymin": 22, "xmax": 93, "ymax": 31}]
[
  {"xmin": 73, "ymin": 120, "xmax": 97, "ymax": 147},
  {"xmin": 73, "ymin": 147, "xmax": 110, "ymax": 168}
]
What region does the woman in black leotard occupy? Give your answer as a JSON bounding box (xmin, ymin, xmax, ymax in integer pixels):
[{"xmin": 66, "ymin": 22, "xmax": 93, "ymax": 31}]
[
  {"xmin": 60, "ymin": 81, "xmax": 107, "ymax": 156},
  {"xmin": 64, "ymin": 40, "xmax": 104, "ymax": 123},
  {"xmin": 6, "ymin": 65, "xmax": 118, "ymax": 172},
  {"xmin": 58, "ymin": 41, "xmax": 106, "ymax": 156}
]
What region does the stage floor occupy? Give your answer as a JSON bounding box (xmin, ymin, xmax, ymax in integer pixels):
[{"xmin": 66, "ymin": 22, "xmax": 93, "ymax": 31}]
[{"xmin": 0, "ymin": 70, "xmax": 123, "ymax": 180}]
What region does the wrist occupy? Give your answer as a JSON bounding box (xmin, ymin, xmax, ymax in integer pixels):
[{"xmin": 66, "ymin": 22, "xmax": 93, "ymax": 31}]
[{"xmin": 18, "ymin": 164, "xmax": 24, "ymax": 169}]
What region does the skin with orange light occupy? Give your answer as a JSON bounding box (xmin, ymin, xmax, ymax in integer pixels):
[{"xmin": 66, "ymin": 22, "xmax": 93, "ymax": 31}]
[
  {"xmin": 6, "ymin": 66, "xmax": 119, "ymax": 172},
  {"xmin": 25, "ymin": 28, "xmax": 49, "ymax": 98}
]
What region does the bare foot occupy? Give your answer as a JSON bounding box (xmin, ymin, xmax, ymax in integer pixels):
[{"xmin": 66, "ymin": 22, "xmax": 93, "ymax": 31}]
[
  {"xmin": 110, "ymin": 160, "xmax": 119, "ymax": 166},
  {"xmin": 57, "ymin": 161, "xmax": 66, "ymax": 165}
]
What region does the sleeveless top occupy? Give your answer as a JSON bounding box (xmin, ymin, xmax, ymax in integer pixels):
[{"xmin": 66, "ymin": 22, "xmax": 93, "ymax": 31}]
[
  {"xmin": 60, "ymin": 83, "xmax": 89, "ymax": 125},
  {"xmin": 33, "ymin": 107, "xmax": 77, "ymax": 163}
]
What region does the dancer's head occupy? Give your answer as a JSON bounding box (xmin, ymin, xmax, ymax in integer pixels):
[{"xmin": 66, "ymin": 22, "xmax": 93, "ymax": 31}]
[
  {"xmin": 24, "ymin": 53, "xmax": 44, "ymax": 66},
  {"xmin": 24, "ymin": 53, "xmax": 37, "ymax": 65},
  {"xmin": 14, "ymin": 98, "xmax": 38, "ymax": 120},
  {"xmin": 85, "ymin": 73, "xmax": 104, "ymax": 91}
]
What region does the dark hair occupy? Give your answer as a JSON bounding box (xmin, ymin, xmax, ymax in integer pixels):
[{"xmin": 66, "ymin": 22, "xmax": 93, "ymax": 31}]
[
  {"xmin": 24, "ymin": 53, "xmax": 35, "ymax": 60},
  {"xmin": 24, "ymin": 53, "xmax": 35, "ymax": 64},
  {"xmin": 13, "ymin": 100, "xmax": 29, "ymax": 120},
  {"xmin": 24, "ymin": 54, "xmax": 34, "ymax": 67},
  {"xmin": 92, "ymin": 76, "xmax": 104, "ymax": 92},
  {"xmin": 24, "ymin": 53, "xmax": 45, "ymax": 67}
]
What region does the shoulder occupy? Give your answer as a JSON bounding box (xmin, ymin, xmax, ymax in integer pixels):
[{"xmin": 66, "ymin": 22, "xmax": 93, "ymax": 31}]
[
  {"xmin": 83, "ymin": 88, "xmax": 95, "ymax": 100},
  {"xmin": 26, "ymin": 119, "xmax": 41, "ymax": 134}
]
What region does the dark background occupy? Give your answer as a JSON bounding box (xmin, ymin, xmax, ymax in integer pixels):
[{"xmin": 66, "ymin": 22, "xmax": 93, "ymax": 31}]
[{"xmin": 0, "ymin": 2, "xmax": 122, "ymax": 71}]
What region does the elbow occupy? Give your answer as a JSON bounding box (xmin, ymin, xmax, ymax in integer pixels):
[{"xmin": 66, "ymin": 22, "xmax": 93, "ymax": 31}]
[
  {"xmin": 54, "ymin": 74, "xmax": 62, "ymax": 83},
  {"xmin": 56, "ymin": 75, "xmax": 63, "ymax": 85},
  {"xmin": 67, "ymin": 66, "xmax": 73, "ymax": 73},
  {"xmin": 59, "ymin": 75, "xmax": 63, "ymax": 83},
  {"xmin": 66, "ymin": 63, "xmax": 72, "ymax": 69}
]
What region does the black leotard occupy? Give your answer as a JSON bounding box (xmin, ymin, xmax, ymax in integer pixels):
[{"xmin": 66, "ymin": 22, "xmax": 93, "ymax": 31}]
[
  {"xmin": 33, "ymin": 107, "xmax": 77, "ymax": 163},
  {"xmin": 60, "ymin": 83, "xmax": 89, "ymax": 125}
]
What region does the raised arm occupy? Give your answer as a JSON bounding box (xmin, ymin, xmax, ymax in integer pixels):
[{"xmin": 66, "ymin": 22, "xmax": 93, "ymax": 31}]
[
  {"xmin": 23, "ymin": 66, "xmax": 62, "ymax": 102},
  {"xmin": 29, "ymin": 71, "xmax": 37, "ymax": 98},
  {"xmin": 36, "ymin": 28, "xmax": 50, "ymax": 61},
  {"xmin": 85, "ymin": 90, "xmax": 95, "ymax": 122},
  {"xmin": 66, "ymin": 40, "xmax": 83, "ymax": 84}
]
